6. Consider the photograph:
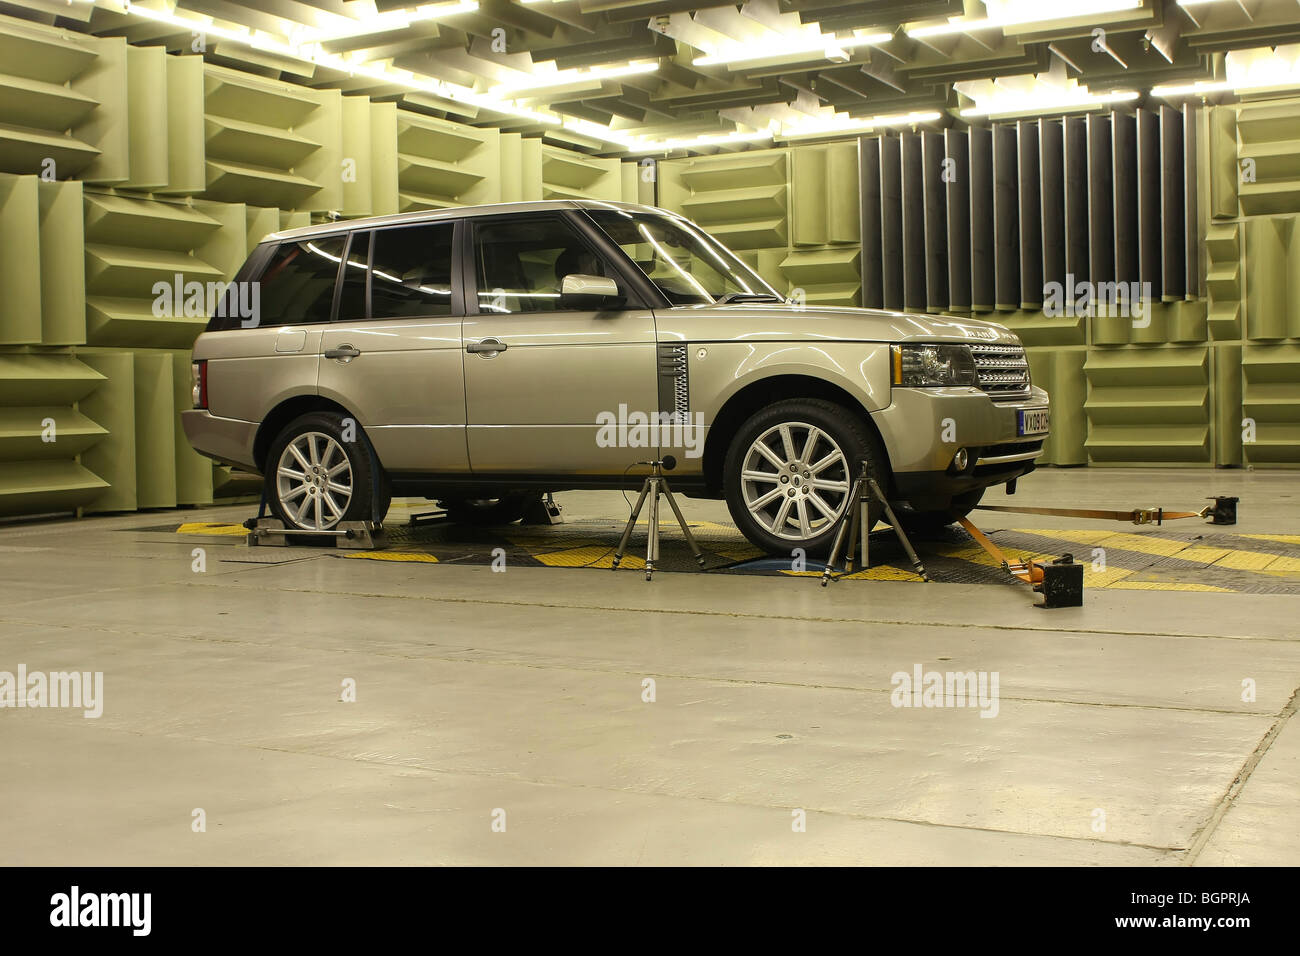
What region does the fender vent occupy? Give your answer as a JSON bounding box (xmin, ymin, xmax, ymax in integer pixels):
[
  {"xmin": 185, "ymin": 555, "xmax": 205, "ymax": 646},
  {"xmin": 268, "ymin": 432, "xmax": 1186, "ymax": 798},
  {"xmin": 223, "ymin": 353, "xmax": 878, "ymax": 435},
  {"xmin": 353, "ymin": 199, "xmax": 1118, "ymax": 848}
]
[{"xmin": 657, "ymin": 344, "xmax": 690, "ymax": 420}]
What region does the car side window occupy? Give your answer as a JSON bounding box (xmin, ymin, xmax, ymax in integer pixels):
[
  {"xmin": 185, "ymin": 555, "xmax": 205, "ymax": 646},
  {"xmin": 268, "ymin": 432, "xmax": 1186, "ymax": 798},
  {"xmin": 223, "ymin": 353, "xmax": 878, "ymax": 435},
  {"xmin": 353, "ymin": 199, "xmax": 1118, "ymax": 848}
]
[
  {"xmin": 370, "ymin": 221, "xmax": 456, "ymax": 319},
  {"xmin": 472, "ymin": 216, "xmax": 610, "ymax": 314},
  {"xmin": 256, "ymin": 236, "xmax": 347, "ymax": 326}
]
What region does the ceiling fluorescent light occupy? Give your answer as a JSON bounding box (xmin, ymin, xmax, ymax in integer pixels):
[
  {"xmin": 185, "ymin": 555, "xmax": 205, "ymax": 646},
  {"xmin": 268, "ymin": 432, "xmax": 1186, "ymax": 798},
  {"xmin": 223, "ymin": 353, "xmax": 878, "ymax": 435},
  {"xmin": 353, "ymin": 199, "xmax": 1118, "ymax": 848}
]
[
  {"xmin": 960, "ymin": 88, "xmax": 1138, "ymax": 117},
  {"xmin": 1149, "ymin": 80, "xmax": 1233, "ymax": 96},
  {"xmin": 1154, "ymin": 45, "xmax": 1300, "ymax": 97},
  {"xmin": 491, "ymin": 61, "xmax": 659, "ymax": 94},
  {"xmin": 779, "ymin": 110, "xmax": 942, "ymax": 141},
  {"xmin": 907, "ymin": 0, "xmax": 1141, "ymax": 38},
  {"xmin": 304, "ymin": 2, "xmax": 479, "ymax": 43},
  {"xmin": 693, "ymin": 31, "xmax": 891, "ymax": 67}
]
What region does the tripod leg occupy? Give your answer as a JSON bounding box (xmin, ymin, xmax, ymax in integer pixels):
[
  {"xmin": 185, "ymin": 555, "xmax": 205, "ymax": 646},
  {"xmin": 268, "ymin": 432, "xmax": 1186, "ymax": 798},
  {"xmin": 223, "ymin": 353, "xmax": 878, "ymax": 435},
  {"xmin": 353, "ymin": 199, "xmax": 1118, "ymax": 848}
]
[
  {"xmin": 613, "ymin": 483, "xmax": 651, "ymax": 569},
  {"xmin": 860, "ymin": 485, "xmax": 871, "ymax": 571},
  {"xmin": 843, "ymin": 497, "xmax": 859, "ymax": 573},
  {"xmin": 660, "ymin": 480, "xmax": 706, "ymax": 566},
  {"xmin": 820, "ymin": 478, "xmax": 860, "ymax": 587},
  {"xmin": 646, "ymin": 479, "xmax": 660, "ymax": 580},
  {"xmin": 868, "ymin": 477, "xmax": 930, "ymax": 582}
]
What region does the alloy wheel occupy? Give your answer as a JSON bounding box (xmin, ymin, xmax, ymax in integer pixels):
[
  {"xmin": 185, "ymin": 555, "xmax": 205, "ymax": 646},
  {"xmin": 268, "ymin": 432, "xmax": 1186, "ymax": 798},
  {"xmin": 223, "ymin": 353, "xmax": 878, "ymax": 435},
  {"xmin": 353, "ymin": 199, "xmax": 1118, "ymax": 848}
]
[
  {"xmin": 275, "ymin": 431, "xmax": 354, "ymax": 530},
  {"xmin": 739, "ymin": 421, "xmax": 850, "ymax": 541}
]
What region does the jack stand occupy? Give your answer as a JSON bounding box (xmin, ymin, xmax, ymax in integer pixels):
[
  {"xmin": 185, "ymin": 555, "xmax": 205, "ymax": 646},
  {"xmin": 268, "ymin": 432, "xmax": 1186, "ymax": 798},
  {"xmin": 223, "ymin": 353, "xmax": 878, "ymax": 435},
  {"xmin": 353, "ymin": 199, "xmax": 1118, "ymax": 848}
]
[
  {"xmin": 245, "ymin": 517, "xmax": 388, "ymax": 550},
  {"xmin": 820, "ymin": 466, "xmax": 929, "ymax": 586},
  {"xmin": 611, "ymin": 460, "xmax": 706, "ymax": 580},
  {"xmin": 957, "ymin": 517, "xmax": 1082, "ymax": 608},
  {"xmin": 522, "ymin": 492, "xmax": 564, "ymax": 525}
]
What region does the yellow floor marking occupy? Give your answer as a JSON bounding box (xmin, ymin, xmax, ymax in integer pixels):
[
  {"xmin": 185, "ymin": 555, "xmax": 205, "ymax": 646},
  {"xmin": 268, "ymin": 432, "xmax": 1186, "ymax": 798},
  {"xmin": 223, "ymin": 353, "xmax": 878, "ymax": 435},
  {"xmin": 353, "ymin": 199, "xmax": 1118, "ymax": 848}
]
[
  {"xmin": 1085, "ymin": 567, "xmax": 1138, "ymax": 588},
  {"xmin": 1081, "ymin": 531, "xmax": 1191, "ymax": 558},
  {"xmin": 176, "ymin": 522, "xmax": 247, "ymax": 536},
  {"xmin": 1242, "ymin": 533, "xmax": 1300, "ymax": 546},
  {"xmin": 533, "ymin": 546, "xmax": 644, "ymax": 569},
  {"xmin": 1108, "ymin": 580, "xmax": 1231, "ymax": 592},
  {"xmin": 834, "ymin": 565, "xmax": 926, "ymax": 581},
  {"xmin": 1010, "ymin": 527, "xmax": 1114, "ymax": 546},
  {"xmin": 343, "ymin": 551, "xmax": 439, "ymax": 562},
  {"xmin": 1214, "ymin": 550, "xmax": 1281, "ymax": 571},
  {"xmin": 1262, "ymin": 555, "xmax": 1300, "ymax": 574},
  {"xmin": 1174, "ymin": 546, "xmax": 1234, "ymax": 564}
]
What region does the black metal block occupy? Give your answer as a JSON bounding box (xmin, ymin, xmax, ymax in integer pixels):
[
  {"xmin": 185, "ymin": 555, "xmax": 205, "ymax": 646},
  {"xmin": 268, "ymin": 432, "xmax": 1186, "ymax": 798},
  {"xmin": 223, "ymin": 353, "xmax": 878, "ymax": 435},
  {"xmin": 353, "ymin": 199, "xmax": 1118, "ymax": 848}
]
[
  {"xmin": 1208, "ymin": 496, "xmax": 1238, "ymax": 526},
  {"xmin": 1035, "ymin": 555, "xmax": 1083, "ymax": 608}
]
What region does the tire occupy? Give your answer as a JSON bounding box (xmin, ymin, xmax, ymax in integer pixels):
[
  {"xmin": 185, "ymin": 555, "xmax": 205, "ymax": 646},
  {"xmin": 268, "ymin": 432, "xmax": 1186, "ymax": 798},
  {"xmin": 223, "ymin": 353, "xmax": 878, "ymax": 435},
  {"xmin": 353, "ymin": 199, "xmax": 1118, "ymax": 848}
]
[
  {"xmin": 264, "ymin": 412, "xmax": 390, "ymax": 531},
  {"xmin": 439, "ymin": 494, "xmax": 539, "ymax": 526},
  {"xmin": 891, "ymin": 487, "xmax": 984, "ymax": 535},
  {"xmin": 723, "ymin": 398, "xmax": 888, "ymax": 556}
]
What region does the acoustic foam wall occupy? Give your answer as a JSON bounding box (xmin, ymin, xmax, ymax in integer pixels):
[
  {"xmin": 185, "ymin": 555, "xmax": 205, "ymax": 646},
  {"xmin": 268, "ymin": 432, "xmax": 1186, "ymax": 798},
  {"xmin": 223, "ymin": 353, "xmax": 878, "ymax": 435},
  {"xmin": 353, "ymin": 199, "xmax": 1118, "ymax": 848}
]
[
  {"xmin": 203, "ymin": 63, "xmax": 343, "ymax": 212},
  {"xmin": 82, "ymin": 192, "xmax": 247, "ymax": 349},
  {"xmin": 0, "ymin": 351, "xmax": 108, "ymax": 516},
  {"xmin": 786, "ymin": 141, "xmax": 861, "ymax": 306},
  {"xmin": 525, "ymin": 139, "xmax": 625, "ymax": 202},
  {"xmin": 396, "ymin": 111, "xmax": 500, "ymax": 211}
]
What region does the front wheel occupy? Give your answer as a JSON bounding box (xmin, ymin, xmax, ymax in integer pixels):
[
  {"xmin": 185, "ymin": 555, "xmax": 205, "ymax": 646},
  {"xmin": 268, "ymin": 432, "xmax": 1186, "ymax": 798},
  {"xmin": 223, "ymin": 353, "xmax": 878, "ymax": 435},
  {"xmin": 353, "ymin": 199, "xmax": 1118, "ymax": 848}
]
[{"xmin": 723, "ymin": 398, "xmax": 888, "ymax": 556}]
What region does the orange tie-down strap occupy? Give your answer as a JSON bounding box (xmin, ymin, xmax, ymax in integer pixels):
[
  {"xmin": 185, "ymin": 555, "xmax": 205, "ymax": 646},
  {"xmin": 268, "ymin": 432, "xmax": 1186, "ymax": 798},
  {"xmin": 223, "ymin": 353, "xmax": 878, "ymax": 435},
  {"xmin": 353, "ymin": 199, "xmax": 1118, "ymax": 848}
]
[
  {"xmin": 973, "ymin": 504, "xmax": 1208, "ymax": 525},
  {"xmin": 957, "ymin": 516, "xmax": 1051, "ymax": 584}
]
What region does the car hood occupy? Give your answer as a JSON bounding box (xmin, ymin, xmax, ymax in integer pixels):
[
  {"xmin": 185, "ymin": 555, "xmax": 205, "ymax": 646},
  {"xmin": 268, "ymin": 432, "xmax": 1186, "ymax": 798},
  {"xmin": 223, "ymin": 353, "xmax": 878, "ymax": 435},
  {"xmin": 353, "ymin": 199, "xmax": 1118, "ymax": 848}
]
[{"xmin": 652, "ymin": 303, "xmax": 1022, "ymax": 346}]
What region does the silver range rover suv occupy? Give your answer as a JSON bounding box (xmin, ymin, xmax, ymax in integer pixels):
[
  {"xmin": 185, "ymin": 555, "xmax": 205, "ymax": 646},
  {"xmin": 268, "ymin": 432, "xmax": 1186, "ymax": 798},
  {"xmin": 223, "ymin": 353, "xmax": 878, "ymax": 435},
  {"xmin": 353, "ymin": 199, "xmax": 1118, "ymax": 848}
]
[{"xmin": 183, "ymin": 199, "xmax": 1050, "ymax": 555}]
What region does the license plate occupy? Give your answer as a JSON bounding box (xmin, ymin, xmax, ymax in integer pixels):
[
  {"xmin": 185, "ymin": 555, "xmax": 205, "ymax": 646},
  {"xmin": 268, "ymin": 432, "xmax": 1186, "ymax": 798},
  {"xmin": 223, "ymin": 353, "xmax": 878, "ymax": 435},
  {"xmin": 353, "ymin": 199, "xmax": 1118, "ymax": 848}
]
[{"xmin": 1018, "ymin": 407, "xmax": 1050, "ymax": 436}]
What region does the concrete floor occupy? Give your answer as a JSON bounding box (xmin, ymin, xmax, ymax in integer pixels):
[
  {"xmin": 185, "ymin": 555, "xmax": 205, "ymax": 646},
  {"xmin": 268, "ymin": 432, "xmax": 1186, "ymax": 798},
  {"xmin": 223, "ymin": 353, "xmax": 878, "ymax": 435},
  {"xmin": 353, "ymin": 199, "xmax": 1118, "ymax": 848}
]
[{"xmin": 0, "ymin": 466, "xmax": 1297, "ymax": 866}]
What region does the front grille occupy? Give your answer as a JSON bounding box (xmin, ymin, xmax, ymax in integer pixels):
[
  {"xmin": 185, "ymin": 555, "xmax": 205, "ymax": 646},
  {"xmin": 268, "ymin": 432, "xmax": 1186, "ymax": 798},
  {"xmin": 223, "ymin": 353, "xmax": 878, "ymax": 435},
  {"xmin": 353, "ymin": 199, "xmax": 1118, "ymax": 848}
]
[{"xmin": 971, "ymin": 344, "xmax": 1030, "ymax": 399}]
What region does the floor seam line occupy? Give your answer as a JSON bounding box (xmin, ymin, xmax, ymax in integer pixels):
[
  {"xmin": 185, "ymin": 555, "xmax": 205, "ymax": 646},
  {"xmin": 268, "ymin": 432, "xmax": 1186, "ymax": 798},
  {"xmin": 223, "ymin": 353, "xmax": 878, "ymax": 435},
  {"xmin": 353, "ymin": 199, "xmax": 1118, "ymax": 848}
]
[{"xmin": 1183, "ymin": 681, "xmax": 1300, "ymax": 865}]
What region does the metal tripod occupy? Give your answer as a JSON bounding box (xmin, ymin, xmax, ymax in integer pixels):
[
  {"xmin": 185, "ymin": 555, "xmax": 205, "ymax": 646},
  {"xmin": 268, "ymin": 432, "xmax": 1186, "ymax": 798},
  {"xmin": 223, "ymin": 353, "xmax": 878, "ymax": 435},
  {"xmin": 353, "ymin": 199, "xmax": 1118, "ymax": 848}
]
[
  {"xmin": 821, "ymin": 463, "xmax": 929, "ymax": 586},
  {"xmin": 611, "ymin": 460, "xmax": 707, "ymax": 580}
]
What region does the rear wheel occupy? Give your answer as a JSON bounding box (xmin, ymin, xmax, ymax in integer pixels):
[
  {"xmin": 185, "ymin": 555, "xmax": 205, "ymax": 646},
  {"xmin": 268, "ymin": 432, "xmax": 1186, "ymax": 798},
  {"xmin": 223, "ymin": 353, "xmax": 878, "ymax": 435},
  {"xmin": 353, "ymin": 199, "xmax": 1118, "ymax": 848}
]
[
  {"xmin": 265, "ymin": 412, "xmax": 390, "ymax": 530},
  {"xmin": 439, "ymin": 494, "xmax": 539, "ymax": 526},
  {"xmin": 723, "ymin": 398, "xmax": 887, "ymax": 556}
]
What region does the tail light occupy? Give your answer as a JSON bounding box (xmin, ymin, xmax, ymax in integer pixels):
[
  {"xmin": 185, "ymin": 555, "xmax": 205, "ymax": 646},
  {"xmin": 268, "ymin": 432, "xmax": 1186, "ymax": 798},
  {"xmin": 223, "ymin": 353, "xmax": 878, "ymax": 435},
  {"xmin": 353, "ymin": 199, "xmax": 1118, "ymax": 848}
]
[{"xmin": 191, "ymin": 360, "xmax": 208, "ymax": 409}]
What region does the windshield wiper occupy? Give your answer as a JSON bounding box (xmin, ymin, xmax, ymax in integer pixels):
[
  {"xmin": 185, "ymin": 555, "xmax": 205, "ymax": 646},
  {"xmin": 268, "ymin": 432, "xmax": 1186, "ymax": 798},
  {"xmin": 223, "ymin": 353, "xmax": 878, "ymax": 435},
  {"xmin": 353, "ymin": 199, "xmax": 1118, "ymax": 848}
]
[{"xmin": 714, "ymin": 292, "xmax": 784, "ymax": 304}]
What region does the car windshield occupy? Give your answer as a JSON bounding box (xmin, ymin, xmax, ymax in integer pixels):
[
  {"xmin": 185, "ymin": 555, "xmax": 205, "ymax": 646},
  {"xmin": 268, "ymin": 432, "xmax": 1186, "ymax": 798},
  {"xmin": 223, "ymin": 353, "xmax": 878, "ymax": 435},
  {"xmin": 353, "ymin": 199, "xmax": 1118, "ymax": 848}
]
[{"xmin": 585, "ymin": 208, "xmax": 783, "ymax": 306}]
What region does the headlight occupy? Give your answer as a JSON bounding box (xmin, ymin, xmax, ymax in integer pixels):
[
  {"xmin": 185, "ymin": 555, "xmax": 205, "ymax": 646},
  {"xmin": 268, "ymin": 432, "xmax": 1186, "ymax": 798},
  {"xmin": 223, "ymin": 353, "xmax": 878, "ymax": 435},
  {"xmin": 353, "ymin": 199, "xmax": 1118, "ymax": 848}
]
[{"xmin": 891, "ymin": 344, "xmax": 977, "ymax": 387}]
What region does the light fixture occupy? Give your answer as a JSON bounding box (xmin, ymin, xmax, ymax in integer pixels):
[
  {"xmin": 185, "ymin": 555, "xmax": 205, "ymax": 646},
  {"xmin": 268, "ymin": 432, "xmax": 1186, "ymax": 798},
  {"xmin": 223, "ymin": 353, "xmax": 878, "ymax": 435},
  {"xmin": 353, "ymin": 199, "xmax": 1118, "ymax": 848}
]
[
  {"xmin": 1153, "ymin": 44, "xmax": 1300, "ymax": 97},
  {"xmin": 302, "ymin": 1, "xmax": 479, "ymax": 44},
  {"xmin": 907, "ymin": 0, "xmax": 1142, "ymax": 38},
  {"xmin": 693, "ymin": 31, "xmax": 891, "ymax": 67},
  {"xmin": 959, "ymin": 88, "xmax": 1139, "ymax": 117},
  {"xmin": 778, "ymin": 110, "xmax": 943, "ymax": 141},
  {"xmin": 490, "ymin": 61, "xmax": 659, "ymax": 95}
]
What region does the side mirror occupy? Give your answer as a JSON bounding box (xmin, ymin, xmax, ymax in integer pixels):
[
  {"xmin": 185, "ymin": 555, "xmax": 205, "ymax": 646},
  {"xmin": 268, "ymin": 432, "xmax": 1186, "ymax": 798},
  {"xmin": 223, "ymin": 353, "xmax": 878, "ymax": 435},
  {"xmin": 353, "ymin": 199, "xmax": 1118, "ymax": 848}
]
[{"xmin": 560, "ymin": 273, "xmax": 623, "ymax": 310}]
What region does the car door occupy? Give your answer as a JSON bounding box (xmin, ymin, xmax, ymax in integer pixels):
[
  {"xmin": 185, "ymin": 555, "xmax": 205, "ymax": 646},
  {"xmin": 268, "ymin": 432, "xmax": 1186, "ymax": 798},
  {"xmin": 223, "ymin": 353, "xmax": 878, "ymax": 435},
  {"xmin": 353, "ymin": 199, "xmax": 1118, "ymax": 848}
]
[
  {"xmin": 317, "ymin": 219, "xmax": 469, "ymax": 473},
  {"xmin": 461, "ymin": 211, "xmax": 659, "ymax": 475}
]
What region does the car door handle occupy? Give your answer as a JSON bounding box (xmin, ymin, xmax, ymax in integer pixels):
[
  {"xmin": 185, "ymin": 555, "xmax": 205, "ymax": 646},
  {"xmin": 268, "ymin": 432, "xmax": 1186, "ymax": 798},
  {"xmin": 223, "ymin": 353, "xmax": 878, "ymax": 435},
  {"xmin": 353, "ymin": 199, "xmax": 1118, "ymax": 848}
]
[
  {"xmin": 467, "ymin": 338, "xmax": 507, "ymax": 355},
  {"xmin": 323, "ymin": 344, "xmax": 361, "ymax": 360}
]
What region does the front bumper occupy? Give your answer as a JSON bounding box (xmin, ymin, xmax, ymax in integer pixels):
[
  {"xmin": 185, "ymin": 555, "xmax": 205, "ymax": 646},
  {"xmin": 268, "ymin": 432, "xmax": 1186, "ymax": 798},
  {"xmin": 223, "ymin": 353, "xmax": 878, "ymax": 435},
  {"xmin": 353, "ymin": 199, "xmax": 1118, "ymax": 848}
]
[{"xmin": 871, "ymin": 384, "xmax": 1050, "ymax": 506}]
